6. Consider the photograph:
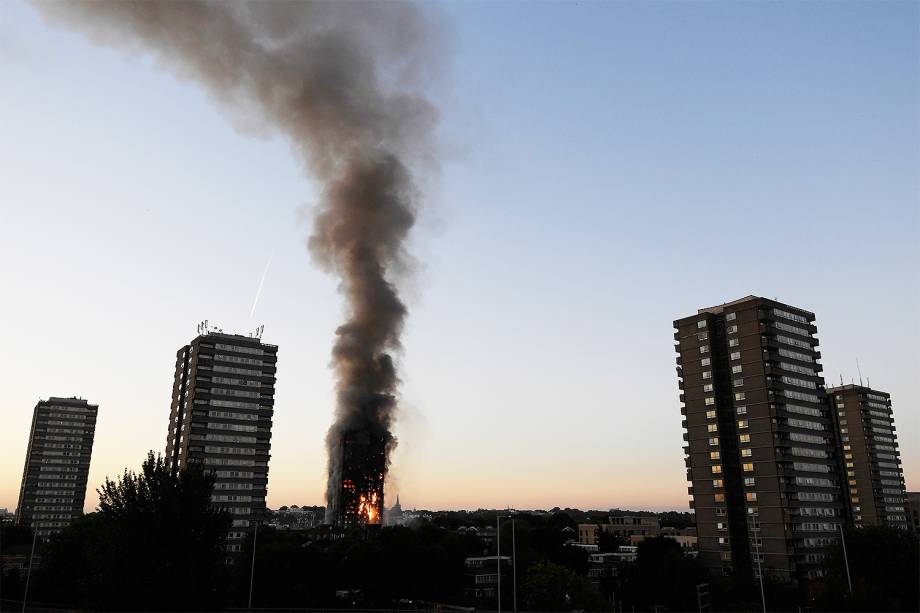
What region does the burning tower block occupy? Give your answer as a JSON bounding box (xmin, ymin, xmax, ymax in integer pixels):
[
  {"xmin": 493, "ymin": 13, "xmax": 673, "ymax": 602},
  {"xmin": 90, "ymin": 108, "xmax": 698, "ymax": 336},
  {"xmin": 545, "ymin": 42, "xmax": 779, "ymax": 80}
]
[{"xmin": 331, "ymin": 431, "xmax": 386, "ymax": 528}]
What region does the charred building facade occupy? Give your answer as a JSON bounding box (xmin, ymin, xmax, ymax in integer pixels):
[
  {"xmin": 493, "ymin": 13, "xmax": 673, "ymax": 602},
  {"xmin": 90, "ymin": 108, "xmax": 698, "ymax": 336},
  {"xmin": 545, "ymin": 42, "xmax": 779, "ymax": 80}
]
[
  {"xmin": 15, "ymin": 397, "xmax": 98, "ymax": 539},
  {"xmin": 165, "ymin": 328, "xmax": 277, "ymax": 552},
  {"xmin": 675, "ymin": 296, "xmax": 845, "ymax": 585},
  {"xmin": 330, "ymin": 430, "xmax": 386, "ymax": 528},
  {"xmin": 826, "ymin": 384, "xmax": 908, "ymax": 529}
]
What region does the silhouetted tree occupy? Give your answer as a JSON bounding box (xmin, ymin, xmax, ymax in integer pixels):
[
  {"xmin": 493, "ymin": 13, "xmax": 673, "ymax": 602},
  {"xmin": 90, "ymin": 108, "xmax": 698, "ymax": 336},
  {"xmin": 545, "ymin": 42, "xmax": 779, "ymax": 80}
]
[
  {"xmin": 35, "ymin": 452, "xmax": 230, "ymax": 611},
  {"xmin": 618, "ymin": 536, "xmax": 708, "ymax": 611},
  {"xmin": 521, "ymin": 562, "xmax": 602, "ymax": 611},
  {"xmin": 812, "ymin": 526, "xmax": 919, "ymax": 612}
]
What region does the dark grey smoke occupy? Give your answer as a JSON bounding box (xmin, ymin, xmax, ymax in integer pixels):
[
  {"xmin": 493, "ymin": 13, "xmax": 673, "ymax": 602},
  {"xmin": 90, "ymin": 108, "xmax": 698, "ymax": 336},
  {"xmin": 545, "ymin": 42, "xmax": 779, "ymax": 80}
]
[{"xmin": 33, "ymin": 1, "xmax": 441, "ymax": 520}]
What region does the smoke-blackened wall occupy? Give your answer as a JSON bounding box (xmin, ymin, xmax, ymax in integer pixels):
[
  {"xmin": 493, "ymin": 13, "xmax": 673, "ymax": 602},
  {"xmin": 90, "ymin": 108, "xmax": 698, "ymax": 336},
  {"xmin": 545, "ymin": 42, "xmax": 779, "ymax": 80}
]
[{"xmin": 32, "ymin": 0, "xmax": 441, "ymax": 523}]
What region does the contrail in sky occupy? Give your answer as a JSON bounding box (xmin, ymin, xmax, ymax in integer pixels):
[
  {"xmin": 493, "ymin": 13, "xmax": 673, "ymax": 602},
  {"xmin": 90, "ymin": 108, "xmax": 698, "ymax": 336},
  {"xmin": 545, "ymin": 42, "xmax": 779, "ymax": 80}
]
[{"xmin": 250, "ymin": 250, "xmax": 274, "ymax": 318}]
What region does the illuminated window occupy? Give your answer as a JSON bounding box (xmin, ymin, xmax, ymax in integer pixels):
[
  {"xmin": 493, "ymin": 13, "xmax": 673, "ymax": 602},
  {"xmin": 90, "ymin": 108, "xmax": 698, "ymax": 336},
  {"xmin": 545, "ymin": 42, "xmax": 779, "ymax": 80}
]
[
  {"xmin": 732, "ymin": 365, "xmax": 742, "ymax": 374},
  {"xmin": 744, "ymin": 477, "xmax": 755, "ymax": 487},
  {"xmin": 731, "ymin": 351, "xmax": 741, "ymax": 360},
  {"xmin": 712, "ymin": 479, "xmax": 724, "ymax": 488},
  {"xmin": 706, "ymin": 410, "xmax": 717, "ymax": 419},
  {"xmin": 735, "ymin": 392, "xmax": 746, "ymax": 401},
  {"xmin": 728, "ymin": 325, "xmax": 738, "ymax": 334},
  {"xmin": 705, "ymin": 397, "xmax": 715, "ymax": 406},
  {"xmin": 738, "ymin": 419, "xmax": 749, "ymax": 429},
  {"xmin": 711, "ymin": 465, "xmax": 723, "ymax": 474},
  {"xmin": 745, "ymin": 492, "xmax": 758, "ymax": 502},
  {"xmin": 709, "ymin": 437, "xmax": 719, "ymax": 446},
  {"xmin": 708, "ymin": 424, "xmax": 718, "ymax": 433},
  {"xmin": 741, "ymin": 449, "xmax": 752, "ymax": 458},
  {"xmin": 704, "ymin": 384, "xmax": 714, "ymax": 392},
  {"xmin": 701, "ymin": 358, "xmax": 711, "ymax": 366},
  {"xmin": 702, "ymin": 371, "xmax": 712, "ymax": 380},
  {"xmin": 736, "ymin": 406, "xmax": 747, "ymax": 415},
  {"xmin": 698, "ymin": 320, "xmax": 707, "ymax": 329},
  {"xmin": 739, "ymin": 434, "xmax": 751, "ymax": 443},
  {"xmin": 729, "ymin": 338, "xmax": 740, "ymax": 347},
  {"xmin": 743, "ymin": 463, "xmax": 754, "ymax": 472},
  {"xmin": 710, "ymin": 451, "xmax": 721, "ymax": 460},
  {"xmin": 714, "ymin": 493, "xmax": 725, "ymax": 502}
]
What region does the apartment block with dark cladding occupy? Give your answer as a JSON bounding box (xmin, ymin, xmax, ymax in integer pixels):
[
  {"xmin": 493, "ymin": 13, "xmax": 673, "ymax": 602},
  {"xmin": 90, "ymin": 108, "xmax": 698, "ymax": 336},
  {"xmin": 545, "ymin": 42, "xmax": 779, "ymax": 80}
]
[
  {"xmin": 675, "ymin": 296, "xmax": 845, "ymax": 585},
  {"xmin": 165, "ymin": 330, "xmax": 278, "ymax": 553},
  {"xmin": 15, "ymin": 397, "xmax": 98, "ymax": 539},
  {"xmin": 825, "ymin": 384, "xmax": 909, "ymax": 529}
]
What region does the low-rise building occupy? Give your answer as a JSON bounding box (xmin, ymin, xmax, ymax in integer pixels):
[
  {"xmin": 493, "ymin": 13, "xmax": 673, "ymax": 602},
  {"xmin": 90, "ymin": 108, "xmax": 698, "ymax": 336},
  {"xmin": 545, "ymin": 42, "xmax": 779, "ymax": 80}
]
[
  {"xmin": 464, "ymin": 556, "xmax": 511, "ymax": 600},
  {"xmin": 578, "ymin": 515, "xmax": 660, "ymax": 545}
]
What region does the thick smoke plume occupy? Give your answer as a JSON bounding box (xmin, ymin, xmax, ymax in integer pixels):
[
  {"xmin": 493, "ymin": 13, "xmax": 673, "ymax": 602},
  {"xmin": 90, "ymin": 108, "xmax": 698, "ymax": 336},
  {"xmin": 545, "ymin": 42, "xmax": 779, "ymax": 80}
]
[{"xmin": 34, "ymin": 1, "xmax": 440, "ymax": 522}]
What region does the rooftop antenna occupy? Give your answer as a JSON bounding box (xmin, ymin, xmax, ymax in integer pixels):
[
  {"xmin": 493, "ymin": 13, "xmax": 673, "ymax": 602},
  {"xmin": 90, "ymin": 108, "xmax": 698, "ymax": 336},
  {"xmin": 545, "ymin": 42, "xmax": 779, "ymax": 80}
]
[
  {"xmin": 839, "ymin": 374, "xmax": 844, "ymax": 386},
  {"xmin": 856, "ymin": 358, "xmax": 863, "ymax": 387},
  {"xmin": 867, "ymin": 377, "xmax": 870, "ymax": 389}
]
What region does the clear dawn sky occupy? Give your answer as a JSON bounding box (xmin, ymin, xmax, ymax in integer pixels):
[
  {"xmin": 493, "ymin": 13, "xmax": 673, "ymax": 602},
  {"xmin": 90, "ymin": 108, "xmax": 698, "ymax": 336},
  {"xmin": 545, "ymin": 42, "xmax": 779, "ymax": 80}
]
[{"xmin": 1, "ymin": 0, "xmax": 917, "ymax": 514}]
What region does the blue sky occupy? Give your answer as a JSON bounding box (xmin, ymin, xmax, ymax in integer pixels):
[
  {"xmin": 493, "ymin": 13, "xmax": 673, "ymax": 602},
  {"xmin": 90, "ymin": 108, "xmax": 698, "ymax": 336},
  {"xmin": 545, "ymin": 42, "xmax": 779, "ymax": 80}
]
[{"xmin": 1, "ymin": 0, "xmax": 917, "ymax": 512}]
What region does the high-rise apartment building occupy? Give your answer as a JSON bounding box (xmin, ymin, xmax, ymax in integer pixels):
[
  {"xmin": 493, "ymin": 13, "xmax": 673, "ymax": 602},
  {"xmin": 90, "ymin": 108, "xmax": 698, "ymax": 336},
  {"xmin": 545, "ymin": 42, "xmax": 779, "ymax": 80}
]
[
  {"xmin": 165, "ymin": 329, "xmax": 278, "ymax": 552},
  {"xmin": 825, "ymin": 384, "xmax": 908, "ymax": 529},
  {"xmin": 15, "ymin": 397, "xmax": 98, "ymax": 538},
  {"xmin": 675, "ymin": 296, "xmax": 844, "ymax": 585}
]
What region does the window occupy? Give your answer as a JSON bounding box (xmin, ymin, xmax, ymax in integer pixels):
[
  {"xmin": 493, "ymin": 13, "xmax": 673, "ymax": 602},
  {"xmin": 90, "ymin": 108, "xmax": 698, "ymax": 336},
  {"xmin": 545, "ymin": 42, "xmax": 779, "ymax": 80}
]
[
  {"xmin": 741, "ymin": 449, "xmax": 752, "ymax": 458},
  {"xmin": 732, "ymin": 365, "xmax": 742, "ymax": 374},
  {"xmin": 714, "ymin": 493, "xmax": 725, "ymax": 502},
  {"xmin": 709, "ymin": 437, "xmax": 719, "ymax": 446},
  {"xmin": 739, "ymin": 434, "xmax": 751, "ymax": 443},
  {"xmin": 734, "ymin": 378, "xmax": 744, "ymax": 387},
  {"xmin": 735, "ymin": 392, "xmax": 746, "ymax": 401},
  {"xmin": 711, "ymin": 465, "xmax": 723, "ymax": 474},
  {"xmin": 738, "ymin": 419, "xmax": 749, "ymax": 429},
  {"xmin": 706, "ymin": 409, "xmax": 717, "ymax": 419},
  {"xmin": 745, "ymin": 492, "xmax": 758, "ymax": 502},
  {"xmin": 698, "ymin": 332, "xmax": 709, "ymax": 341},
  {"xmin": 713, "ymin": 479, "xmax": 724, "ymax": 488},
  {"xmin": 698, "ymin": 320, "xmax": 707, "ymax": 329},
  {"xmin": 708, "ymin": 424, "xmax": 718, "ymax": 433},
  {"xmin": 701, "ymin": 357, "xmax": 711, "ymax": 366},
  {"xmin": 744, "ymin": 477, "xmax": 755, "ymax": 487},
  {"xmin": 718, "ymin": 537, "xmax": 730, "ymax": 545},
  {"xmin": 717, "ymin": 522, "xmax": 727, "ymax": 530},
  {"xmin": 743, "ymin": 463, "xmax": 754, "ymax": 472},
  {"xmin": 702, "ymin": 371, "xmax": 712, "ymax": 380},
  {"xmin": 729, "ymin": 338, "xmax": 740, "ymax": 347},
  {"xmin": 726, "ymin": 312, "xmax": 736, "ymax": 321},
  {"xmin": 704, "ymin": 384, "xmax": 714, "ymax": 392},
  {"xmin": 736, "ymin": 406, "xmax": 747, "ymax": 415},
  {"xmin": 728, "ymin": 325, "xmax": 738, "ymax": 334},
  {"xmin": 700, "ymin": 345, "xmax": 709, "ymax": 354},
  {"xmin": 731, "ymin": 351, "xmax": 741, "ymax": 360},
  {"xmin": 710, "ymin": 451, "xmax": 721, "ymax": 460},
  {"xmin": 705, "ymin": 397, "xmax": 715, "ymax": 406}
]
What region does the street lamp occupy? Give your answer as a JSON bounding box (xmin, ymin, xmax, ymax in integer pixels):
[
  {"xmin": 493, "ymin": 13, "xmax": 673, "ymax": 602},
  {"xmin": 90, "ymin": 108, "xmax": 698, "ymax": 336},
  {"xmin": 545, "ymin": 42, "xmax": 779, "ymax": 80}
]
[{"xmin": 496, "ymin": 513, "xmax": 518, "ymax": 613}]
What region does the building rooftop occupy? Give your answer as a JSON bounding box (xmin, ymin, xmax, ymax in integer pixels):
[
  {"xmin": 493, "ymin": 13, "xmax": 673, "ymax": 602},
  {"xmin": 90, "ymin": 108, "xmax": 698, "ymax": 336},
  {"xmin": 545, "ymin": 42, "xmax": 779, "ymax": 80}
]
[{"xmin": 694, "ymin": 294, "xmax": 815, "ymax": 319}]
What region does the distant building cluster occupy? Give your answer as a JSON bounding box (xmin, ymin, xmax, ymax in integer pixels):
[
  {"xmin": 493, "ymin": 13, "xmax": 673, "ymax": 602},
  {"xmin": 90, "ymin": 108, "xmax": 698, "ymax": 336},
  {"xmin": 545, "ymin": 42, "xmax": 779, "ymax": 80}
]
[{"xmin": 675, "ymin": 294, "xmax": 911, "ymax": 586}]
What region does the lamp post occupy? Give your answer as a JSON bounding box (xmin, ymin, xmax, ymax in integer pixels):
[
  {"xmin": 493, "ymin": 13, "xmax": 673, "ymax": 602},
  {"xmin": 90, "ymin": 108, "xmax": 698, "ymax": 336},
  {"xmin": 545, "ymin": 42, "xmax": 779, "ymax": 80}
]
[
  {"xmin": 496, "ymin": 513, "xmax": 518, "ymax": 613},
  {"xmin": 839, "ymin": 524, "xmax": 853, "ymax": 594},
  {"xmin": 497, "ymin": 515, "xmax": 501, "ymax": 613},
  {"xmin": 21, "ymin": 529, "xmax": 38, "ymax": 613},
  {"xmin": 248, "ymin": 520, "xmax": 259, "ymax": 611}
]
